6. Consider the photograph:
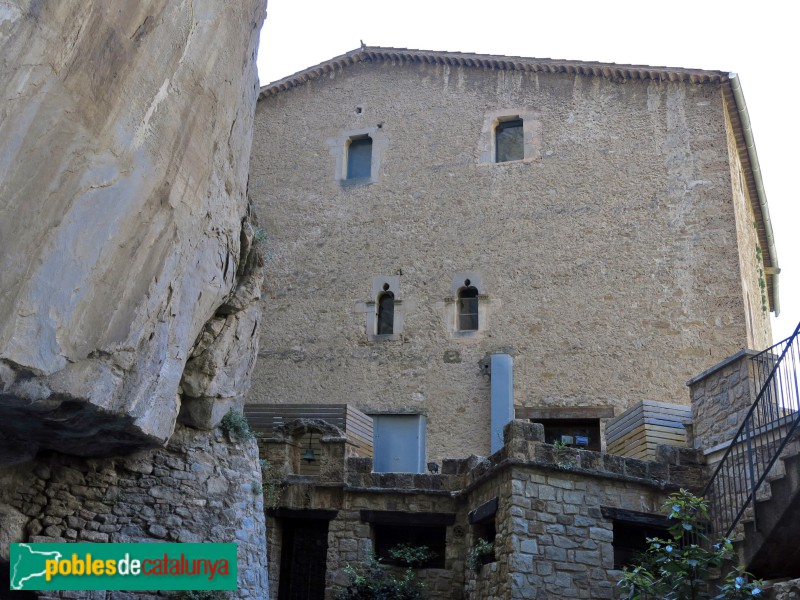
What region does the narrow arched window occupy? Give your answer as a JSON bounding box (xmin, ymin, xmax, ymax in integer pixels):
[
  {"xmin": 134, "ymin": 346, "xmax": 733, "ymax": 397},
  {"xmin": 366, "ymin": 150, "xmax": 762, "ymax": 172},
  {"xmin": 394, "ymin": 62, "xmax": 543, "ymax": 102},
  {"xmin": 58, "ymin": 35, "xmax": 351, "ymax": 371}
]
[
  {"xmin": 377, "ymin": 290, "xmax": 395, "ymax": 335},
  {"xmin": 458, "ymin": 282, "xmax": 479, "ymax": 331}
]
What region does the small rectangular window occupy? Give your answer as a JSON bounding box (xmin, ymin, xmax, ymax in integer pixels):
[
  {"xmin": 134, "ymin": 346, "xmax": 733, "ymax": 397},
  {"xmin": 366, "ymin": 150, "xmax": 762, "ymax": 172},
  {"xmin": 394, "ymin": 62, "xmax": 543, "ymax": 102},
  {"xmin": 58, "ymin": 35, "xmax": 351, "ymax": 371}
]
[
  {"xmin": 373, "ymin": 524, "xmax": 446, "ymax": 568},
  {"xmin": 347, "ymin": 136, "xmax": 372, "ymax": 179},
  {"xmin": 496, "ymin": 119, "xmax": 523, "ymax": 162},
  {"xmin": 540, "ymin": 418, "xmax": 601, "ymax": 452},
  {"xmin": 601, "ymin": 507, "xmax": 672, "ymax": 570}
]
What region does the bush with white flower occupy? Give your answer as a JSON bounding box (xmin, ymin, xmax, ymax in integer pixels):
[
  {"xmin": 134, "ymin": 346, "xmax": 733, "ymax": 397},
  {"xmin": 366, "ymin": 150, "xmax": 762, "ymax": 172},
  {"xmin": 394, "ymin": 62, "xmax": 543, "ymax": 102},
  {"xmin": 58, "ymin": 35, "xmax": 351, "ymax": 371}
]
[{"xmin": 618, "ymin": 489, "xmax": 762, "ymax": 600}]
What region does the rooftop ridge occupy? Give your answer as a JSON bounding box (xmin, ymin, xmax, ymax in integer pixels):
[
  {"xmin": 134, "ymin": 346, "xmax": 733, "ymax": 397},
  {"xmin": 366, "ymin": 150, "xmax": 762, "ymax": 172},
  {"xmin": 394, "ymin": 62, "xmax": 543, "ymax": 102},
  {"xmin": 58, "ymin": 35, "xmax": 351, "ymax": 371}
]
[{"xmin": 259, "ymin": 45, "xmax": 729, "ymax": 99}]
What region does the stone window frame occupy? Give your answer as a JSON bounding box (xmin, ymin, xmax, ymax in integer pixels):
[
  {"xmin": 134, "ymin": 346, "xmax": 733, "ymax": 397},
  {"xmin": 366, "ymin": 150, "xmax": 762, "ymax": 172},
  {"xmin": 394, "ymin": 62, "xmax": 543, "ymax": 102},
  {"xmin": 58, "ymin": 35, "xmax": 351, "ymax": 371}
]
[
  {"xmin": 329, "ymin": 126, "xmax": 385, "ymax": 186},
  {"xmin": 445, "ymin": 273, "xmax": 489, "ymax": 339},
  {"xmin": 359, "ymin": 276, "xmax": 404, "ymax": 342},
  {"xmin": 478, "ymin": 109, "xmax": 542, "ymax": 165}
]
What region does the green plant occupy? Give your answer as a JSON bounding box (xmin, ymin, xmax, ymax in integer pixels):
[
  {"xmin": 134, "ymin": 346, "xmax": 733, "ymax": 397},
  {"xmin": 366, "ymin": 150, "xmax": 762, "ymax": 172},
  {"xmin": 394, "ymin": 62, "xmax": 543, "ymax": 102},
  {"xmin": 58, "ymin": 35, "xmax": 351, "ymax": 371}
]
[
  {"xmin": 259, "ymin": 459, "xmax": 287, "ymax": 509},
  {"xmin": 335, "ymin": 554, "xmax": 423, "ymax": 600},
  {"xmin": 466, "ymin": 537, "xmax": 495, "ymax": 570},
  {"xmin": 252, "ymin": 227, "xmax": 275, "ymax": 295},
  {"xmin": 252, "ymin": 482, "xmax": 263, "ymax": 496},
  {"xmin": 219, "ymin": 409, "xmax": 254, "ymax": 441},
  {"xmin": 755, "ymin": 245, "xmax": 768, "ymax": 314},
  {"xmin": 388, "ymin": 544, "xmax": 435, "ymax": 568},
  {"xmin": 618, "ymin": 489, "xmax": 762, "ymax": 600},
  {"xmin": 551, "ymin": 439, "xmax": 574, "ymax": 471}
]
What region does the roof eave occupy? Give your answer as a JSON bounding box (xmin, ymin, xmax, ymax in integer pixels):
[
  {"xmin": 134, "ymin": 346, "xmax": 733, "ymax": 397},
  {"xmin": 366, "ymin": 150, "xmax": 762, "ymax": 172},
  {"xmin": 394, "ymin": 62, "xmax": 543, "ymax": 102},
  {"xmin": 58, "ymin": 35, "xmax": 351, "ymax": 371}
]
[
  {"xmin": 725, "ymin": 73, "xmax": 780, "ymax": 316},
  {"xmin": 257, "ymin": 46, "xmax": 729, "ymax": 100}
]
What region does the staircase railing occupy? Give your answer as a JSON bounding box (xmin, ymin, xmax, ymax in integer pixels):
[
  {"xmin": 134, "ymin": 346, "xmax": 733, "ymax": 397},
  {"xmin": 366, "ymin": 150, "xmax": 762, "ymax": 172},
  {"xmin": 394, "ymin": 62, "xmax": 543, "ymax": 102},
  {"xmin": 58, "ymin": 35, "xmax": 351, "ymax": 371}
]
[{"xmin": 703, "ymin": 322, "xmax": 800, "ymax": 538}]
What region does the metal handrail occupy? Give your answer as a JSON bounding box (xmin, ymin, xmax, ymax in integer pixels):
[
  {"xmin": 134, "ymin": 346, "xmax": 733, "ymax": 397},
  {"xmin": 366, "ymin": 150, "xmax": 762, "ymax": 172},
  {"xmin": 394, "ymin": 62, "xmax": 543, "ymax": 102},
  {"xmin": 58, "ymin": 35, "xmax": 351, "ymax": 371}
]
[{"xmin": 703, "ymin": 322, "xmax": 800, "ymax": 538}]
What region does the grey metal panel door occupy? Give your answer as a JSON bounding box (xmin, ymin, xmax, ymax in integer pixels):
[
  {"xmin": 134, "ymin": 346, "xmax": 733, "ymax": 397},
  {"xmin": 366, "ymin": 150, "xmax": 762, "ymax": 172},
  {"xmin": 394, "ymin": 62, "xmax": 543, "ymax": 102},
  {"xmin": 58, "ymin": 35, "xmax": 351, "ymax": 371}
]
[{"xmin": 373, "ymin": 415, "xmax": 425, "ymax": 473}]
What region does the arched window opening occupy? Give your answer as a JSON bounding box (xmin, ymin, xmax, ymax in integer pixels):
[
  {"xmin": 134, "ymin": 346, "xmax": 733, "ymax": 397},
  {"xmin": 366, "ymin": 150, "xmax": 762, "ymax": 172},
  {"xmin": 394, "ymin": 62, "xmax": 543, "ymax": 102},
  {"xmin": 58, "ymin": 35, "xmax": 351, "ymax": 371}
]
[
  {"xmin": 377, "ymin": 288, "xmax": 395, "ymax": 335},
  {"xmin": 458, "ymin": 281, "xmax": 479, "ymax": 331}
]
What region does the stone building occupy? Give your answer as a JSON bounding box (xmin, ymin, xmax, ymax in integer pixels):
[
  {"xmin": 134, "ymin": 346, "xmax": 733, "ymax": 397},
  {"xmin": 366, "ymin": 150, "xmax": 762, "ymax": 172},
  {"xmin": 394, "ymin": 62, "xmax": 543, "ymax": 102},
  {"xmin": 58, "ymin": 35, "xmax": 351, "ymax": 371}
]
[
  {"xmin": 248, "ymin": 46, "xmax": 779, "ymax": 463},
  {"xmin": 246, "ymin": 47, "xmax": 795, "ymax": 599}
]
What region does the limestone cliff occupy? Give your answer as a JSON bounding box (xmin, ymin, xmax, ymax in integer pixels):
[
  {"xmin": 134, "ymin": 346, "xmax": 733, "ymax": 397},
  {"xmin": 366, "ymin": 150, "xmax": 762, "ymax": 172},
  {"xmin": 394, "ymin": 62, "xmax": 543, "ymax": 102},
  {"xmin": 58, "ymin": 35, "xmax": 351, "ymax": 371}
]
[{"xmin": 0, "ymin": 1, "xmax": 266, "ymax": 461}]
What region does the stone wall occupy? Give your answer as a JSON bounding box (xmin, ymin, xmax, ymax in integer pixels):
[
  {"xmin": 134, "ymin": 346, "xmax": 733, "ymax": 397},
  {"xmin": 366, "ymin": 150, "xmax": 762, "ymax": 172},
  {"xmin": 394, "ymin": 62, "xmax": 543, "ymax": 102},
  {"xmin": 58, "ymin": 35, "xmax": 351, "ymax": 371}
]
[
  {"xmin": 249, "ymin": 55, "xmax": 759, "ymax": 462},
  {"xmin": 688, "ymin": 350, "xmax": 758, "ymax": 453},
  {"xmin": 0, "ymin": 425, "xmax": 268, "ymax": 598},
  {"xmin": 259, "ymin": 419, "xmax": 707, "ymax": 599},
  {"xmin": 768, "ymin": 578, "xmax": 800, "ymax": 599},
  {"xmin": 723, "ymin": 94, "xmax": 773, "ymax": 351}
]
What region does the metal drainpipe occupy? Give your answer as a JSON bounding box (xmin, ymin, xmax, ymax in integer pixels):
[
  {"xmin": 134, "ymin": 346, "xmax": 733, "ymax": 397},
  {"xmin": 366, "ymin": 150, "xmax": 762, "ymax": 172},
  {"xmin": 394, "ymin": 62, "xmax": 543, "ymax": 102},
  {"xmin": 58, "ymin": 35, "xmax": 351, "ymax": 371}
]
[{"xmin": 729, "ymin": 72, "xmax": 781, "ymax": 316}]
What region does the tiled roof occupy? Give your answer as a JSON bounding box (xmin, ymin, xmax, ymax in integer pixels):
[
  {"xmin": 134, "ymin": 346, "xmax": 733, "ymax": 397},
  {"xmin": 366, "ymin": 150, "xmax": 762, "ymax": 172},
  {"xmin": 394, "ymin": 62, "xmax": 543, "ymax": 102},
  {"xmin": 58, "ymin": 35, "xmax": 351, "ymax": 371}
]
[{"xmin": 260, "ymin": 46, "xmax": 729, "ymax": 98}]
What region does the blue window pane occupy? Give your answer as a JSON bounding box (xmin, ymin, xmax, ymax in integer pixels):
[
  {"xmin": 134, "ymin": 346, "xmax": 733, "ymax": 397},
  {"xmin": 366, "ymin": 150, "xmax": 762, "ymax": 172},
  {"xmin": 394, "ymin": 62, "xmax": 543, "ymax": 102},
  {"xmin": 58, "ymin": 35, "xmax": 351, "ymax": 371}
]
[
  {"xmin": 347, "ymin": 137, "xmax": 372, "ymax": 179},
  {"xmin": 496, "ymin": 119, "xmax": 523, "ymax": 162}
]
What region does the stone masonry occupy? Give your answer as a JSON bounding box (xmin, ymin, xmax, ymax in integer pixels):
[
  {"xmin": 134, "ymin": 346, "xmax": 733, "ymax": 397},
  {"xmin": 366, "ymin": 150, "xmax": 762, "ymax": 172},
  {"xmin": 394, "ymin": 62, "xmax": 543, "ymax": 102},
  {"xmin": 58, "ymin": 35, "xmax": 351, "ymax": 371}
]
[
  {"xmin": 688, "ymin": 349, "xmax": 759, "ymax": 454},
  {"xmin": 259, "ymin": 419, "xmax": 706, "ymax": 599},
  {"xmin": 0, "ymin": 425, "xmax": 269, "ymax": 598}
]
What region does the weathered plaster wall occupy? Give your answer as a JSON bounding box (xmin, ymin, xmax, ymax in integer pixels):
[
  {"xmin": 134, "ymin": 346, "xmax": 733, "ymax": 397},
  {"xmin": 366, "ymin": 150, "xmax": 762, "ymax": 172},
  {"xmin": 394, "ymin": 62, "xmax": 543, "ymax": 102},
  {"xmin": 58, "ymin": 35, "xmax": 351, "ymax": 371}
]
[
  {"xmin": 0, "ymin": 0, "xmax": 265, "ymax": 458},
  {"xmin": 249, "ymin": 59, "xmax": 752, "ymax": 462},
  {"xmin": 0, "ymin": 425, "xmax": 269, "ymax": 598}
]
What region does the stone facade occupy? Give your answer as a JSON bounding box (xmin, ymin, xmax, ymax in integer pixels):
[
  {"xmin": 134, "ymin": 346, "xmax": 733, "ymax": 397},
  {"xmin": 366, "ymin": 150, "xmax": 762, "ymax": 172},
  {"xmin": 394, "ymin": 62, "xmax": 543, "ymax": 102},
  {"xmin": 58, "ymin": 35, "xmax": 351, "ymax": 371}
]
[
  {"xmin": 0, "ymin": 425, "xmax": 269, "ymax": 598},
  {"xmin": 249, "ymin": 48, "xmax": 776, "ymax": 462},
  {"xmin": 259, "ymin": 419, "xmax": 706, "ymax": 599}
]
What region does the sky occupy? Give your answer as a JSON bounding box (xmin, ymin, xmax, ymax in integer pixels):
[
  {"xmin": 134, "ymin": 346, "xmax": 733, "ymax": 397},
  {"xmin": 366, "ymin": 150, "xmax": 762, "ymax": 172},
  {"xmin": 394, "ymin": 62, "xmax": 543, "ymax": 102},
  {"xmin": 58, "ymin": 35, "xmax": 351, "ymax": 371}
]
[{"xmin": 255, "ymin": 0, "xmax": 797, "ymax": 343}]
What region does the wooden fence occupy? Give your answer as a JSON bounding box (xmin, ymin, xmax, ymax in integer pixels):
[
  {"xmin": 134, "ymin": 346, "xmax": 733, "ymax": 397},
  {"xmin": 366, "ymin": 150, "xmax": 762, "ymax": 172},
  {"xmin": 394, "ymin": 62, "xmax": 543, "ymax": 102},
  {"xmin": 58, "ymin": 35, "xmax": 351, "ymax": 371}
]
[{"xmin": 606, "ymin": 400, "xmax": 691, "ymax": 461}]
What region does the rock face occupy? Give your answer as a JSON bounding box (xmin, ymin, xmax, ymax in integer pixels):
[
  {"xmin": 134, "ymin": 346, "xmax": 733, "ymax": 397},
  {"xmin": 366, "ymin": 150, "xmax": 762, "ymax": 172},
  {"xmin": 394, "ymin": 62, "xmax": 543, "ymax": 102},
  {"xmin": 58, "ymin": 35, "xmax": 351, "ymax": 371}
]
[{"xmin": 0, "ymin": 1, "xmax": 265, "ymax": 460}]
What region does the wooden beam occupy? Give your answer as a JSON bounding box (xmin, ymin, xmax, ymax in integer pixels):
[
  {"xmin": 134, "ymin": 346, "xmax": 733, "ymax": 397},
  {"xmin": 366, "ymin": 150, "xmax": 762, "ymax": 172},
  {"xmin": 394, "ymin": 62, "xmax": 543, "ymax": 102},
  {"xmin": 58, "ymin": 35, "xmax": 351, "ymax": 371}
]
[
  {"xmin": 517, "ymin": 406, "xmax": 615, "ymax": 420},
  {"xmin": 360, "ymin": 510, "xmax": 456, "ymax": 526},
  {"xmin": 468, "ymin": 497, "xmax": 498, "ymax": 524},
  {"xmin": 600, "ymin": 506, "xmax": 670, "ymax": 528}
]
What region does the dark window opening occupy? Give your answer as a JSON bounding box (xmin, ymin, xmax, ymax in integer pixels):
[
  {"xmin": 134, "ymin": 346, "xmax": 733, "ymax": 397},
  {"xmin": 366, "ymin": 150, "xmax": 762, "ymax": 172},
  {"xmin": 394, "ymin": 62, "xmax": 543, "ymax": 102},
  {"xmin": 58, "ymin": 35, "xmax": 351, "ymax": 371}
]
[
  {"xmin": 601, "ymin": 507, "xmax": 673, "ymax": 570},
  {"xmin": 373, "ymin": 524, "xmax": 446, "ymax": 568},
  {"xmin": 539, "ymin": 418, "xmax": 601, "ymax": 452},
  {"xmin": 347, "ymin": 136, "xmax": 372, "ymax": 179},
  {"xmin": 377, "ymin": 290, "xmax": 394, "ymax": 335},
  {"xmin": 458, "ymin": 284, "xmax": 479, "ymax": 331},
  {"xmin": 471, "ymin": 521, "xmax": 497, "ymax": 566},
  {"xmin": 612, "ymin": 520, "xmax": 669, "ymax": 570},
  {"xmin": 496, "ymin": 119, "xmax": 523, "ymax": 162}
]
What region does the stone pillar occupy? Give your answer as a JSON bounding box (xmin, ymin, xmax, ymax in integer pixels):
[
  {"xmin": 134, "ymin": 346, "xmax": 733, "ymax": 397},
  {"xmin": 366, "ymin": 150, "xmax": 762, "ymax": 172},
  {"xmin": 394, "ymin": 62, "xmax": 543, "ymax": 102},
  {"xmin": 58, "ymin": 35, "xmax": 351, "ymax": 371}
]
[{"xmin": 687, "ymin": 350, "xmax": 759, "ymax": 454}]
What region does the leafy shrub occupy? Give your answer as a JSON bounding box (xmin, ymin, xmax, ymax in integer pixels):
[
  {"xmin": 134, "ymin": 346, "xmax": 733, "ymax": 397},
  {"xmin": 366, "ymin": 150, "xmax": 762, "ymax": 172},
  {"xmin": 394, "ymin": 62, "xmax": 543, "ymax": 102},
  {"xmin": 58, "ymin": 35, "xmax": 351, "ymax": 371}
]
[
  {"xmin": 259, "ymin": 458, "xmax": 287, "ymax": 509},
  {"xmin": 335, "ymin": 548, "xmax": 427, "ymax": 600},
  {"xmin": 388, "ymin": 544, "xmax": 436, "ymax": 568},
  {"xmin": 219, "ymin": 409, "xmax": 254, "ymax": 441},
  {"xmin": 618, "ymin": 489, "xmax": 762, "ymax": 600},
  {"xmin": 466, "ymin": 538, "xmax": 494, "ymax": 571}
]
